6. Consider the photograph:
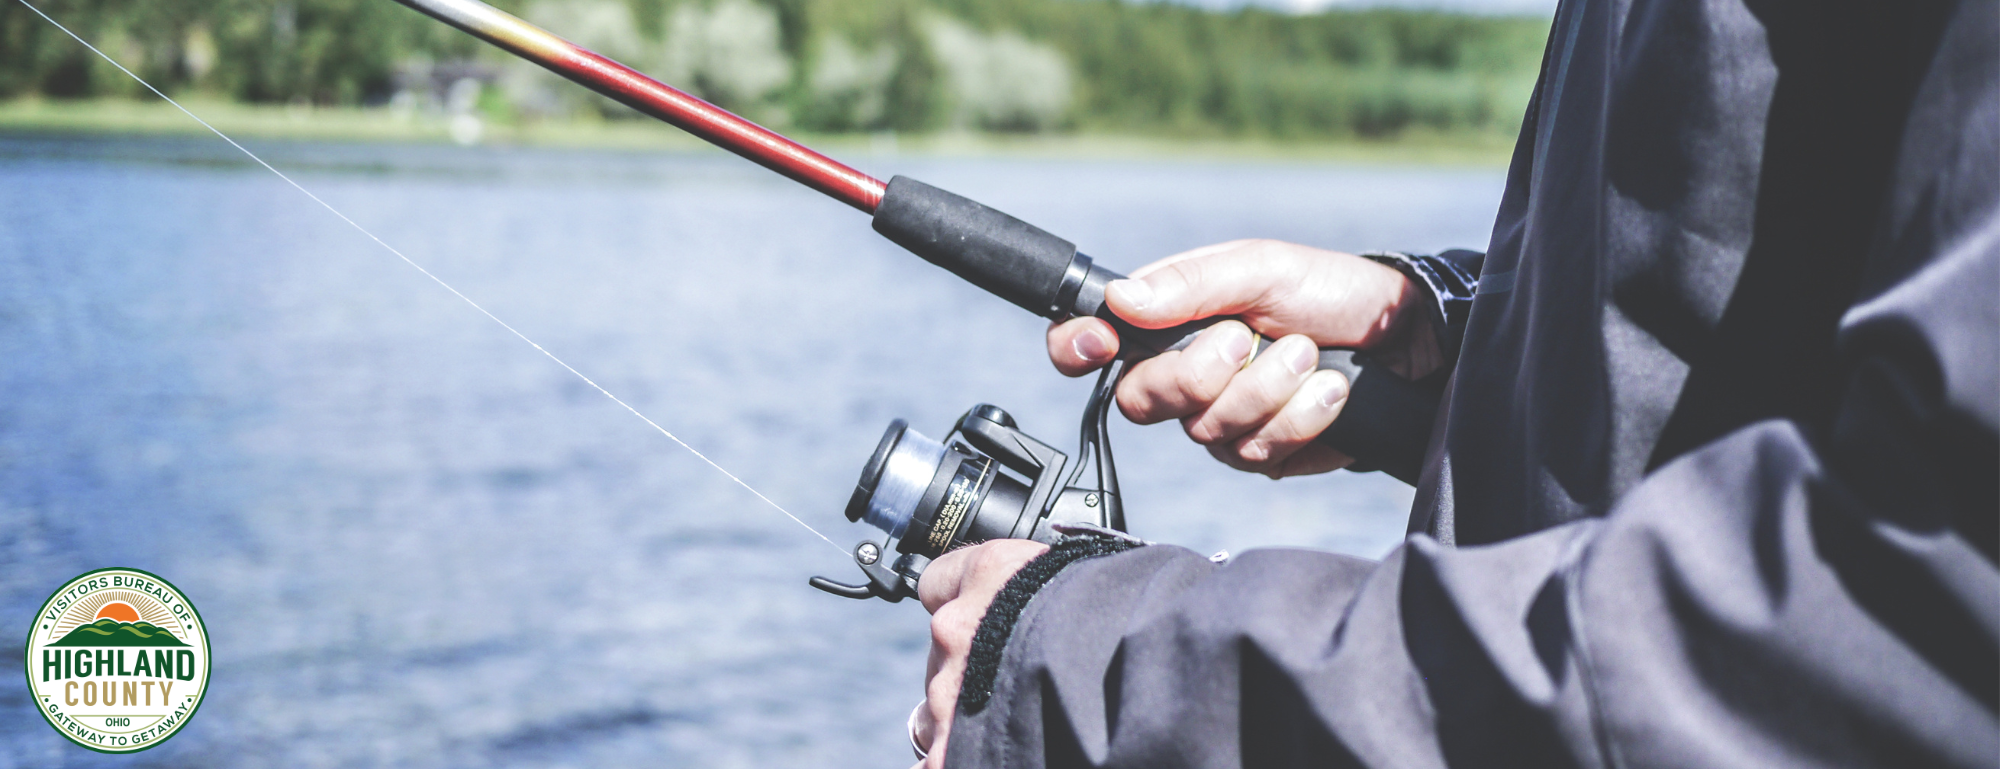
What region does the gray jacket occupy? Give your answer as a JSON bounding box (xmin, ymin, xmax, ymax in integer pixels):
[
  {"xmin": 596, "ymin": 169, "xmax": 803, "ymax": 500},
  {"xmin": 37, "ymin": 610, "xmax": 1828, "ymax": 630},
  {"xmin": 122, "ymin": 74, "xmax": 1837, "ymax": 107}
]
[{"xmin": 944, "ymin": 0, "xmax": 1998, "ymax": 766}]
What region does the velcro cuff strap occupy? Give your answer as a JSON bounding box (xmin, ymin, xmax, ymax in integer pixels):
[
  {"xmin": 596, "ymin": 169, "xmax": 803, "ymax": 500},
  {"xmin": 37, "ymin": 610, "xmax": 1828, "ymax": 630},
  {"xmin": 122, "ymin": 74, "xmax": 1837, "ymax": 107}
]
[{"xmin": 957, "ymin": 534, "xmax": 1144, "ymax": 714}]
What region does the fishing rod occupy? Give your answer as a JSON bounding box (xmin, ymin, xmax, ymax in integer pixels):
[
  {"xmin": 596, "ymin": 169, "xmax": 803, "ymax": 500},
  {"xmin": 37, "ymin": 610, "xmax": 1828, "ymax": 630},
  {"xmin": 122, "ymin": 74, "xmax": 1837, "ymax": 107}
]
[{"xmin": 392, "ymin": 0, "xmax": 1438, "ymax": 601}]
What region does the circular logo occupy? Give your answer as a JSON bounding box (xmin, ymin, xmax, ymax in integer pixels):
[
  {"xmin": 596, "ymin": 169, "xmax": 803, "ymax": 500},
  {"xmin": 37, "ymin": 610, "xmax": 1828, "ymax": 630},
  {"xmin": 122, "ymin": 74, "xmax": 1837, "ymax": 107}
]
[{"xmin": 23, "ymin": 568, "xmax": 209, "ymax": 752}]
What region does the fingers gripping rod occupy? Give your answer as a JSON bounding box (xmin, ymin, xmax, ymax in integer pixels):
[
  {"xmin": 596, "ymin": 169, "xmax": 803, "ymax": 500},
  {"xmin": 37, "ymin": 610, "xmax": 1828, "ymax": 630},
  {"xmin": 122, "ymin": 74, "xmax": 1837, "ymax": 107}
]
[{"xmin": 394, "ymin": 0, "xmax": 1439, "ymax": 482}]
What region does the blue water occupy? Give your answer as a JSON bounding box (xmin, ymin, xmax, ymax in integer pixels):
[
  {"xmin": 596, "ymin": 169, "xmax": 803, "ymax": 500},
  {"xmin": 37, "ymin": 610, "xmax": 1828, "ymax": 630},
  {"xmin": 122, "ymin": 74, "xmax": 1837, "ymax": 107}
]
[{"xmin": 0, "ymin": 134, "xmax": 1503, "ymax": 768}]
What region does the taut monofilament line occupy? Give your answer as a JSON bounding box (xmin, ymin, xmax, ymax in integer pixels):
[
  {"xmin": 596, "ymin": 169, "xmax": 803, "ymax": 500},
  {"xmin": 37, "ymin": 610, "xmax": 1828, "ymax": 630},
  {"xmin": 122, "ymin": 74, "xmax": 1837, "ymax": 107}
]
[{"xmin": 13, "ymin": 0, "xmax": 850, "ymax": 556}]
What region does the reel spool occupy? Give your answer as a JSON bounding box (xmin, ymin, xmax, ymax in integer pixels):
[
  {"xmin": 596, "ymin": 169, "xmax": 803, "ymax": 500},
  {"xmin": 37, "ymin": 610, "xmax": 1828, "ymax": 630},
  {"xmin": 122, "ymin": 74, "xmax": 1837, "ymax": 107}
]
[{"xmin": 811, "ymin": 365, "xmax": 1126, "ymax": 602}]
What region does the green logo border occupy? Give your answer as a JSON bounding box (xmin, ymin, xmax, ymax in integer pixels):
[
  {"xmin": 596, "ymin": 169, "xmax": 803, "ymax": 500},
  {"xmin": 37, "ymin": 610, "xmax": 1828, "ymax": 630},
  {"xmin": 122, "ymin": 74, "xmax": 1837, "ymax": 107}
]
[{"xmin": 22, "ymin": 566, "xmax": 211, "ymax": 754}]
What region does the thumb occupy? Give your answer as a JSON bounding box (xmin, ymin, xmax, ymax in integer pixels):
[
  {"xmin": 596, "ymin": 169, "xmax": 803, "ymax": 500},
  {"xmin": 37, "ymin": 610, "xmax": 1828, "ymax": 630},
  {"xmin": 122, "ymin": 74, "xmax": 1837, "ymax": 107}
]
[{"xmin": 1103, "ymin": 247, "xmax": 1295, "ymax": 330}]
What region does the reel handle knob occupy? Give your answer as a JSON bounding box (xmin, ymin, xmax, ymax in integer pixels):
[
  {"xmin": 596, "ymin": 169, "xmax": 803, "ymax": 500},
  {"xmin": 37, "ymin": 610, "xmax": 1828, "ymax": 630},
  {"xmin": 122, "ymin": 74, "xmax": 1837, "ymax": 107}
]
[{"xmin": 808, "ymin": 576, "xmax": 881, "ymax": 600}]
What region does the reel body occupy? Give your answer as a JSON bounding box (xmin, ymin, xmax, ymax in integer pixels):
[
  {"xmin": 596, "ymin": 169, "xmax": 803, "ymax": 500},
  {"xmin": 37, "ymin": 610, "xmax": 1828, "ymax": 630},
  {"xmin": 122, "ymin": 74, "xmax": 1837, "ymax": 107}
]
[{"xmin": 812, "ymin": 367, "xmax": 1126, "ymax": 602}]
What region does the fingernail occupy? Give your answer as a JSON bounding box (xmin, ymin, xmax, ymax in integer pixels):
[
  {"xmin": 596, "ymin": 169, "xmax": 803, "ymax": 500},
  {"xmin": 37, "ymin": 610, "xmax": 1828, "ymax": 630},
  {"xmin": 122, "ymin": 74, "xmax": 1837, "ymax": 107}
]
[
  {"xmin": 1241, "ymin": 440, "xmax": 1269, "ymax": 463},
  {"xmin": 1217, "ymin": 325, "xmax": 1253, "ymax": 366},
  {"xmin": 1317, "ymin": 372, "xmax": 1350, "ymax": 408},
  {"xmin": 1072, "ymin": 329, "xmax": 1111, "ymax": 362},
  {"xmin": 1284, "ymin": 338, "xmax": 1316, "ymax": 376},
  {"xmin": 1107, "ymin": 279, "xmax": 1153, "ymax": 311}
]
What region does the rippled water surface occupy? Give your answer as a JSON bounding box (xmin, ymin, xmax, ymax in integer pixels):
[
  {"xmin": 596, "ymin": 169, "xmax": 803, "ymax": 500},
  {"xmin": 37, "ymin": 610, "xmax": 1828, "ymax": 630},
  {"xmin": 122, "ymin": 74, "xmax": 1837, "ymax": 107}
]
[{"xmin": 0, "ymin": 134, "xmax": 1504, "ymax": 768}]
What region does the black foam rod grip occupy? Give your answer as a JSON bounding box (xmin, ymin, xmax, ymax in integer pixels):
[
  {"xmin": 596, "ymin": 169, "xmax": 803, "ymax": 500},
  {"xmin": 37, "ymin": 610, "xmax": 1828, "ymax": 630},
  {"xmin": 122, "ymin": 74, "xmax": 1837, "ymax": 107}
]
[{"xmin": 872, "ymin": 176, "xmax": 1078, "ymax": 318}]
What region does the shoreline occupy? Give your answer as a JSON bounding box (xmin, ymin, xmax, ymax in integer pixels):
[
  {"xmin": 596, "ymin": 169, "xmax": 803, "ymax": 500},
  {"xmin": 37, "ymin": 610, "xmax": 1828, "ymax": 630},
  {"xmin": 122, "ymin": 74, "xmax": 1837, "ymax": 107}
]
[{"xmin": 0, "ymin": 98, "xmax": 1517, "ymax": 167}]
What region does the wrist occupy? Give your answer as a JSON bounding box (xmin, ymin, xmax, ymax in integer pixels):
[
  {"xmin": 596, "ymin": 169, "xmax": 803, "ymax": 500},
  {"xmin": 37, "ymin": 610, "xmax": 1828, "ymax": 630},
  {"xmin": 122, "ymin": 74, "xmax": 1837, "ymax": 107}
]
[{"xmin": 1358, "ymin": 253, "xmax": 1449, "ymax": 380}]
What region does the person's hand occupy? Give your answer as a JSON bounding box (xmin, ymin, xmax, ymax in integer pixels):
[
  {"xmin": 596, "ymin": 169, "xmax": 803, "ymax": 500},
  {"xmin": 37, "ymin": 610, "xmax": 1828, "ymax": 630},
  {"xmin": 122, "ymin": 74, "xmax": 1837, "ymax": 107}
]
[
  {"xmin": 909, "ymin": 539, "xmax": 1050, "ymax": 768},
  {"xmin": 1046, "ymin": 239, "xmax": 1438, "ymax": 478}
]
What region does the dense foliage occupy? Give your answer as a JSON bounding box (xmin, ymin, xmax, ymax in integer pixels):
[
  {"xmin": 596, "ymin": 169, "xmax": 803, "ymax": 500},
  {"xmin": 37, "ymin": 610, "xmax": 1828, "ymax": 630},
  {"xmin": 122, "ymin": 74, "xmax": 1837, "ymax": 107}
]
[{"xmin": 0, "ymin": 0, "xmax": 1550, "ymax": 138}]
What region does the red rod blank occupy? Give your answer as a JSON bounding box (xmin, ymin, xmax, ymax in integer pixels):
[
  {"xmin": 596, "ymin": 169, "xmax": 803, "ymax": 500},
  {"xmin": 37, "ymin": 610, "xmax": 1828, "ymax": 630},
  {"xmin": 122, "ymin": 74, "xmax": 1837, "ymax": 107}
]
[{"xmin": 394, "ymin": 0, "xmax": 886, "ymax": 213}]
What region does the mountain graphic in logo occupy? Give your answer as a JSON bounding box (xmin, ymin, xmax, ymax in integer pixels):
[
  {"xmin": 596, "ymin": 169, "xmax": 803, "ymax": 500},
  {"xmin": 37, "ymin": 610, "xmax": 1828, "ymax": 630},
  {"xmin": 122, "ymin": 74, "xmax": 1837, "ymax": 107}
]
[{"xmin": 46, "ymin": 618, "xmax": 190, "ymax": 648}]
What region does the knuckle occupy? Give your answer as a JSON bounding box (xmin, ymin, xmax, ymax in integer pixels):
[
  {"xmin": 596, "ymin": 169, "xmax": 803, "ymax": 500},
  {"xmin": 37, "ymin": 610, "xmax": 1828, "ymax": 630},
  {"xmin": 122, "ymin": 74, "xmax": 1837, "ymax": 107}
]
[
  {"xmin": 1117, "ymin": 395, "xmax": 1155, "ymax": 424},
  {"xmin": 928, "ymin": 548, "xmax": 969, "ymax": 581},
  {"xmin": 1172, "ymin": 362, "xmax": 1210, "ymax": 409},
  {"xmin": 1181, "ymin": 345, "xmax": 1234, "ymax": 403},
  {"xmin": 1283, "ymin": 408, "xmax": 1327, "ymax": 444},
  {"xmin": 930, "ymin": 608, "xmax": 976, "ymax": 650},
  {"xmin": 1260, "ymin": 425, "xmax": 1310, "ymax": 453},
  {"xmin": 1183, "ymin": 415, "xmax": 1221, "ymax": 445},
  {"xmin": 1247, "ymin": 363, "xmax": 1296, "ymax": 406},
  {"xmin": 926, "ymin": 678, "xmax": 959, "ymax": 711},
  {"xmin": 1255, "ymin": 405, "xmax": 1308, "ymax": 445},
  {"xmin": 973, "ymin": 543, "xmax": 1015, "ymax": 575},
  {"xmin": 1167, "ymin": 256, "xmax": 1205, "ymax": 288},
  {"xmin": 918, "ymin": 554, "xmax": 968, "ymax": 608},
  {"xmin": 947, "ymin": 599, "xmax": 985, "ymax": 630},
  {"xmin": 1116, "ymin": 360, "xmax": 1181, "ymax": 423},
  {"xmin": 1246, "ymin": 240, "xmax": 1284, "ymax": 275},
  {"xmin": 965, "ymin": 540, "xmax": 995, "ymax": 564}
]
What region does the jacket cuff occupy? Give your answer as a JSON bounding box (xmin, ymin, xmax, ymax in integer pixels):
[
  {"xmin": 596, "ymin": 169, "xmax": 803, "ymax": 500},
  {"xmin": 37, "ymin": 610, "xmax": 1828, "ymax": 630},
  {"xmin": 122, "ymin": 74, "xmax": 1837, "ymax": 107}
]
[
  {"xmin": 957, "ymin": 531, "xmax": 1146, "ymax": 715},
  {"xmin": 1360, "ymin": 249, "xmax": 1483, "ymax": 364}
]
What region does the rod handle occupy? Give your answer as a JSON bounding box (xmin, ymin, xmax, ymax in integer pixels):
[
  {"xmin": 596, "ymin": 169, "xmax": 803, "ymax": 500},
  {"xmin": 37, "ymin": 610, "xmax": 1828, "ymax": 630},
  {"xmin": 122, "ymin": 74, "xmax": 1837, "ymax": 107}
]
[
  {"xmin": 1105, "ymin": 312, "xmax": 1439, "ymax": 485},
  {"xmin": 870, "ymin": 176, "xmax": 1438, "ymax": 484}
]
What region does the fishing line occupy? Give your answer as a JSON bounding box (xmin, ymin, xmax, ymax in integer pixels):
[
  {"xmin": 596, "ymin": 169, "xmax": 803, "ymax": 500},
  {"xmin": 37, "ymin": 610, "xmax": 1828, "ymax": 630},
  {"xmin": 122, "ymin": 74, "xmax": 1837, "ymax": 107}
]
[{"xmin": 17, "ymin": 0, "xmax": 846, "ymax": 555}]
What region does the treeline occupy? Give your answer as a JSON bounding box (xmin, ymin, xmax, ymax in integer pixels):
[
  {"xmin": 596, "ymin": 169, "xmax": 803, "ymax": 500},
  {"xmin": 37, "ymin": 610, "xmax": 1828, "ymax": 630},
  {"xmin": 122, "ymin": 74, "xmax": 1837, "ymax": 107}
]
[{"xmin": 0, "ymin": 0, "xmax": 1550, "ymax": 138}]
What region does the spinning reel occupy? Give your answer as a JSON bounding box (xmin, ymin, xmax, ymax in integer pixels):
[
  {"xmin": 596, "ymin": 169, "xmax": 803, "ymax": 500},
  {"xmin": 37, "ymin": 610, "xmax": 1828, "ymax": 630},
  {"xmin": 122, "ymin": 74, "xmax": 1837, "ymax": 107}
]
[{"xmin": 810, "ymin": 362, "xmax": 1128, "ymax": 602}]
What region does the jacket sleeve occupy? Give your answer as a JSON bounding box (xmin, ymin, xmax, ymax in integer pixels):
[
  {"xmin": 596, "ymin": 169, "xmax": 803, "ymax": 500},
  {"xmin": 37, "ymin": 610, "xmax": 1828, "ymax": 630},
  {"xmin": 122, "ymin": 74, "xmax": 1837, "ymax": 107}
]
[{"xmin": 941, "ymin": 6, "xmax": 1997, "ymax": 768}]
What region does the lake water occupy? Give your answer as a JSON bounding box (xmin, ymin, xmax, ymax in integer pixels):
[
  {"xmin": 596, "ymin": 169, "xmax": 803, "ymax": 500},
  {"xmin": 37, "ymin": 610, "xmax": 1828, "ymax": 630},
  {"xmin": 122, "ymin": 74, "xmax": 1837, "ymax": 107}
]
[{"xmin": 0, "ymin": 134, "xmax": 1503, "ymax": 768}]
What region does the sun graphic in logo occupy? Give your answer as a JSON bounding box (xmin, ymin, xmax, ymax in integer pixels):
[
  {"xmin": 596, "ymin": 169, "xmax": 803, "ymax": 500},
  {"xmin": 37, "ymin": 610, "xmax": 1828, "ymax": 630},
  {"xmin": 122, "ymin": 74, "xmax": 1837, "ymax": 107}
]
[{"xmin": 94, "ymin": 602, "xmax": 140, "ymax": 624}]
